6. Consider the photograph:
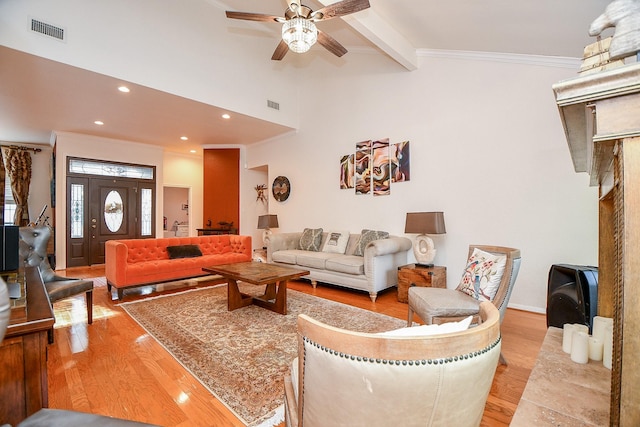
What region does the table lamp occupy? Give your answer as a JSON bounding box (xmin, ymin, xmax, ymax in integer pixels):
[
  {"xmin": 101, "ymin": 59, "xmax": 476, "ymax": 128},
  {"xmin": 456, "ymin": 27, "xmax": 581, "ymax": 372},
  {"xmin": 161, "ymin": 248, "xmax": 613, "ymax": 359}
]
[
  {"xmin": 257, "ymin": 214, "xmax": 279, "ymax": 248},
  {"xmin": 404, "ymin": 212, "xmax": 446, "ymax": 268}
]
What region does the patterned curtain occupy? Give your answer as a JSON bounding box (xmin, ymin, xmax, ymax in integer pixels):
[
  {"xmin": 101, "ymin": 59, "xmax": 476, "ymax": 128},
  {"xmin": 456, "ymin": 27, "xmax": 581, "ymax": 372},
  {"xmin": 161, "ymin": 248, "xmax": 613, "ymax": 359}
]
[
  {"xmin": 0, "ymin": 150, "xmax": 4, "ymax": 225},
  {"xmin": 2, "ymin": 147, "xmax": 31, "ymax": 226}
]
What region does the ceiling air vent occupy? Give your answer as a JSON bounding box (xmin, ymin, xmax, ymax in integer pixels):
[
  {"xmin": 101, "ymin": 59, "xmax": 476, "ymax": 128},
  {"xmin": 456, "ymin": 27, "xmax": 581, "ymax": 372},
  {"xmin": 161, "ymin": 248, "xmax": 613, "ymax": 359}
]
[
  {"xmin": 30, "ymin": 18, "xmax": 65, "ymax": 41},
  {"xmin": 267, "ymin": 100, "xmax": 280, "ymax": 111}
]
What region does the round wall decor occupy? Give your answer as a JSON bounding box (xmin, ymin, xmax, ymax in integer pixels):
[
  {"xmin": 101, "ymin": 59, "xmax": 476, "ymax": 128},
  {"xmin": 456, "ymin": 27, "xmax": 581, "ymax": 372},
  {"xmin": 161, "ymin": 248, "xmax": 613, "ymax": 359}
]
[{"xmin": 272, "ymin": 176, "xmax": 290, "ymax": 202}]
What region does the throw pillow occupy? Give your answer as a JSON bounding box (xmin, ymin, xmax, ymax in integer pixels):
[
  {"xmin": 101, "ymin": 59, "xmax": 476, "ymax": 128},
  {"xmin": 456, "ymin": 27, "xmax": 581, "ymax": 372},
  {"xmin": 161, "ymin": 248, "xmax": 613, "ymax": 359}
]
[
  {"xmin": 321, "ymin": 230, "xmax": 350, "ymax": 254},
  {"xmin": 166, "ymin": 244, "xmax": 203, "ymax": 259},
  {"xmin": 299, "ymin": 228, "xmax": 323, "ymax": 251},
  {"xmin": 379, "ymin": 316, "xmax": 473, "ymax": 337},
  {"xmin": 353, "ymin": 229, "xmax": 389, "ymax": 257},
  {"xmin": 456, "ymin": 248, "xmax": 507, "ymax": 302}
]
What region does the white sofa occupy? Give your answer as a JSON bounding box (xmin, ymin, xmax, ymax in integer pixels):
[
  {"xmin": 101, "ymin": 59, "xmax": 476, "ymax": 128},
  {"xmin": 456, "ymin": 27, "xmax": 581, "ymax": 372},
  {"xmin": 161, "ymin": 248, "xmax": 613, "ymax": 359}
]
[{"xmin": 267, "ymin": 230, "xmax": 412, "ymax": 302}]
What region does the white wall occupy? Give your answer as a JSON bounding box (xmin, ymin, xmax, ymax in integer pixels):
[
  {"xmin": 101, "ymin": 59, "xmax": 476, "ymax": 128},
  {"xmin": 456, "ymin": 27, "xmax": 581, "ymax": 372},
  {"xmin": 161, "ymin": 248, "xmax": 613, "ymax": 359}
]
[{"xmin": 247, "ymin": 52, "xmax": 599, "ymax": 313}]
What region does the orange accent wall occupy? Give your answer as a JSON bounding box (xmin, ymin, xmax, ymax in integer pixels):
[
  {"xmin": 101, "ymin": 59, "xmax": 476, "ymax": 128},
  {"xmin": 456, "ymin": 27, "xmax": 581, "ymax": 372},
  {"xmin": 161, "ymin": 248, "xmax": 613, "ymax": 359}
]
[{"xmin": 203, "ymin": 149, "xmax": 239, "ymax": 230}]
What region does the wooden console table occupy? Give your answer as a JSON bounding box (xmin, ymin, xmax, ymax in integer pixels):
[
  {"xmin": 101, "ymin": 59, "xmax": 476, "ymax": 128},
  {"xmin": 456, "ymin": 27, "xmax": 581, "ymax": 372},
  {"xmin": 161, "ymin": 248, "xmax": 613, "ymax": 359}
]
[
  {"xmin": 197, "ymin": 228, "xmax": 238, "ymax": 236},
  {"xmin": 0, "ymin": 266, "xmax": 54, "ymax": 426},
  {"xmin": 511, "ymin": 327, "xmax": 610, "ymax": 426}
]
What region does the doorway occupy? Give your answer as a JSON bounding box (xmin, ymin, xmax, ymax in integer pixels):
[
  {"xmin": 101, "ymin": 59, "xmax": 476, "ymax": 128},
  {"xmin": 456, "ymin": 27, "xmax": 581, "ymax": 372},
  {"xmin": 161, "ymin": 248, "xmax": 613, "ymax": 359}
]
[
  {"xmin": 66, "ymin": 158, "xmax": 156, "ymax": 267},
  {"xmin": 163, "ymin": 186, "xmax": 189, "ymax": 237}
]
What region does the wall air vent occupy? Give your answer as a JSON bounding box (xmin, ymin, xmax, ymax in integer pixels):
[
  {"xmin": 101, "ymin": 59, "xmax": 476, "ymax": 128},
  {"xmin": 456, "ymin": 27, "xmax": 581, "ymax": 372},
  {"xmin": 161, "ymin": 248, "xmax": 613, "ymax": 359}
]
[
  {"xmin": 30, "ymin": 18, "xmax": 65, "ymax": 41},
  {"xmin": 267, "ymin": 100, "xmax": 280, "ymax": 111}
]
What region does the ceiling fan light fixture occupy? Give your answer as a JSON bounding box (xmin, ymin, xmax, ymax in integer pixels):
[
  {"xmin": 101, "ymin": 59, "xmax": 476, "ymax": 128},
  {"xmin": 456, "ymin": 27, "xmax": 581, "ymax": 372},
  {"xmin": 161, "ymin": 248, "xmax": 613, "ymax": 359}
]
[{"xmin": 282, "ymin": 17, "xmax": 317, "ymax": 53}]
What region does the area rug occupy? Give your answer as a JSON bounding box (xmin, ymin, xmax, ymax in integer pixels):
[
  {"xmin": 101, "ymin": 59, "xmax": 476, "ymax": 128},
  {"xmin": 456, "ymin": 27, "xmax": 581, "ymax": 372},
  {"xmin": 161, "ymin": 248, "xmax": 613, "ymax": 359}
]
[{"xmin": 118, "ymin": 282, "xmax": 406, "ymax": 427}]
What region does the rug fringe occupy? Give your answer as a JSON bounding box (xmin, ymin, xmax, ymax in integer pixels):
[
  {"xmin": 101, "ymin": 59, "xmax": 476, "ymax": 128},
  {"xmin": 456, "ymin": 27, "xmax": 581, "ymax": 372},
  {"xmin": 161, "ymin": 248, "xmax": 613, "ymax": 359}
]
[{"xmin": 253, "ymin": 405, "xmax": 284, "ymax": 427}]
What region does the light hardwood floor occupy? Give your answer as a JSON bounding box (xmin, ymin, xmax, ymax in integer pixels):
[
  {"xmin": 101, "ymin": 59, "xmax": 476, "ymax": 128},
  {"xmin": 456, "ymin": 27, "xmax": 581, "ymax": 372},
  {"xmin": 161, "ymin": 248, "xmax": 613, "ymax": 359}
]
[{"xmin": 46, "ymin": 266, "xmax": 547, "ymax": 426}]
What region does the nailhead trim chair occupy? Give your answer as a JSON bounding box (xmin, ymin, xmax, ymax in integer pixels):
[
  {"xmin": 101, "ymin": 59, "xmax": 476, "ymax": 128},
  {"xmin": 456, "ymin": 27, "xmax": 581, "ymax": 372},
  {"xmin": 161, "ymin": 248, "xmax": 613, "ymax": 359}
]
[
  {"xmin": 19, "ymin": 225, "xmax": 94, "ymax": 343},
  {"xmin": 407, "ymin": 245, "xmax": 521, "ymax": 364},
  {"xmin": 284, "ymin": 302, "xmax": 501, "ymax": 427},
  {"xmin": 0, "ymin": 277, "xmax": 10, "ymax": 343}
]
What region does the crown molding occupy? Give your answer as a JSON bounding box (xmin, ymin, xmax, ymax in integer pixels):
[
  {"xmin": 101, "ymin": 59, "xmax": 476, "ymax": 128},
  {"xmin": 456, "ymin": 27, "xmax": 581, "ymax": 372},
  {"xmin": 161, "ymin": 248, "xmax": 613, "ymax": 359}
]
[{"xmin": 418, "ymin": 49, "xmax": 581, "ymax": 69}]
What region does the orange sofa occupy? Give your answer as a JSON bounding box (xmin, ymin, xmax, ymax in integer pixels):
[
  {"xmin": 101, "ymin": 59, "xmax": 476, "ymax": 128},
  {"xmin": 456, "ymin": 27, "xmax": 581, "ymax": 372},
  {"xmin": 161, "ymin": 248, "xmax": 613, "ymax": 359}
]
[{"xmin": 105, "ymin": 234, "xmax": 252, "ymax": 300}]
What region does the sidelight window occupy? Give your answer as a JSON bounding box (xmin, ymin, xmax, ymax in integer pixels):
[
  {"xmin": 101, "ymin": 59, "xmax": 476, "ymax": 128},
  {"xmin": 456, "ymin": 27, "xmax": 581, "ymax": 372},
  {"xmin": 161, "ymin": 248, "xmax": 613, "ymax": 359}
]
[
  {"xmin": 70, "ymin": 183, "xmax": 84, "ymax": 238},
  {"xmin": 140, "ymin": 188, "xmax": 152, "ymax": 236}
]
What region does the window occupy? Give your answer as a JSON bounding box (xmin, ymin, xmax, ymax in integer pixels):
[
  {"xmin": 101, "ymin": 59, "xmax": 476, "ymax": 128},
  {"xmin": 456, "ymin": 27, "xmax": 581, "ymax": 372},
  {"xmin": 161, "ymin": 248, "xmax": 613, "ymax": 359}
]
[
  {"xmin": 3, "ymin": 177, "xmax": 16, "ymax": 225},
  {"xmin": 68, "ymin": 158, "xmax": 154, "ymax": 180}
]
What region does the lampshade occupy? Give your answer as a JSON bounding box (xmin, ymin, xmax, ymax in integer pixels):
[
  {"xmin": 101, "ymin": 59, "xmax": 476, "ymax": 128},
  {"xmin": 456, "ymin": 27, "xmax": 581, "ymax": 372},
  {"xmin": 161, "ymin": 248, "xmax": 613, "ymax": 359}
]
[
  {"xmin": 282, "ymin": 17, "xmax": 318, "ymax": 53},
  {"xmin": 404, "ymin": 212, "xmax": 446, "ymax": 235},
  {"xmin": 257, "ymin": 214, "xmax": 279, "ymax": 230}
]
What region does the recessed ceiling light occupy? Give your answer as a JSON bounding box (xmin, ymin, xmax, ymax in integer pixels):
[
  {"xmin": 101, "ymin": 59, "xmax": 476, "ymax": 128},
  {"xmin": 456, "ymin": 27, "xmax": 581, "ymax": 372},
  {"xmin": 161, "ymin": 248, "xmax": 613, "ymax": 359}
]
[
  {"xmin": 190, "ymin": 150, "xmax": 197, "ymax": 153},
  {"xmin": 118, "ymin": 86, "xmax": 130, "ymax": 93},
  {"xmin": 180, "ymin": 136, "xmax": 188, "ymax": 141},
  {"xmin": 222, "ymin": 113, "xmax": 231, "ymax": 119},
  {"xmin": 94, "ymin": 120, "xmax": 104, "ymax": 125}
]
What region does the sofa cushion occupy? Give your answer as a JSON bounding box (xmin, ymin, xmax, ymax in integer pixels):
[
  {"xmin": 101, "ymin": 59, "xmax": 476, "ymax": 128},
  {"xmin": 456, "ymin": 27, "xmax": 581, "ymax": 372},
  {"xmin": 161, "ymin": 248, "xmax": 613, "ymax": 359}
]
[
  {"xmin": 166, "ymin": 244, "xmax": 202, "ymax": 259},
  {"xmin": 353, "ymin": 229, "xmax": 389, "ymax": 256},
  {"xmin": 321, "ymin": 230, "xmax": 350, "ymax": 254},
  {"xmin": 325, "ymin": 255, "xmax": 365, "ymax": 275},
  {"xmin": 296, "ymin": 251, "xmax": 337, "ymax": 270},
  {"xmin": 300, "ymin": 228, "xmax": 324, "ymax": 251},
  {"xmin": 456, "ymin": 248, "xmax": 507, "ymax": 302},
  {"xmin": 272, "ymin": 249, "xmax": 307, "ymax": 265}
]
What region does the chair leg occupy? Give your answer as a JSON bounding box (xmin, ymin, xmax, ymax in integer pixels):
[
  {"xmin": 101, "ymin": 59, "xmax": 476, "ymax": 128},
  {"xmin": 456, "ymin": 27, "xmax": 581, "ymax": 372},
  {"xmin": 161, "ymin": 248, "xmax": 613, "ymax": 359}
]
[
  {"xmin": 85, "ymin": 290, "xmax": 93, "ymax": 324},
  {"xmin": 499, "ymin": 351, "xmax": 508, "ymax": 366}
]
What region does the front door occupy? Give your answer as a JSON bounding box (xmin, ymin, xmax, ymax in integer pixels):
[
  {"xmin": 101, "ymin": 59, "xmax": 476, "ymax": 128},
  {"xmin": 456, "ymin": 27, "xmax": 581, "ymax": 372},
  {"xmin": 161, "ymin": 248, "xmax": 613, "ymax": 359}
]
[
  {"xmin": 89, "ymin": 178, "xmax": 139, "ymax": 265},
  {"xmin": 67, "ymin": 177, "xmax": 153, "ymax": 267},
  {"xmin": 66, "ymin": 157, "xmax": 156, "ymax": 268}
]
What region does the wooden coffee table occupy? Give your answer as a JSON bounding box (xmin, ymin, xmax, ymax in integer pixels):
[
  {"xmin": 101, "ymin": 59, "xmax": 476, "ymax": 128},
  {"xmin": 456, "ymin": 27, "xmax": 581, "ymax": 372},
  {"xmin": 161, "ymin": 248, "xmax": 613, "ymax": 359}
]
[{"xmin": 202, "ymin": 262, "xmax": 309, "ymax": 314}]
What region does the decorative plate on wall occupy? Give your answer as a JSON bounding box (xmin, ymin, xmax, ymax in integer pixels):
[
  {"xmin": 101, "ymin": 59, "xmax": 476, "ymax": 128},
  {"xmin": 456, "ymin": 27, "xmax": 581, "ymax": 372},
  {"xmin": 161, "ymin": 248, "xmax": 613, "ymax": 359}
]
[{"xmin": 272, "ymin": 176, "xmax": 290, "ymax": 202}]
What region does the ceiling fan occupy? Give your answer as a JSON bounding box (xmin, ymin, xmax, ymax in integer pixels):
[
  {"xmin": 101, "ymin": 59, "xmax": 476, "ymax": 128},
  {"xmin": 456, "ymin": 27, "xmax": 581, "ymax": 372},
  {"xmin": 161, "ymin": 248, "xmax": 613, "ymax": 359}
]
[{"xmin": 225, "ymin": 0, "xmax": 371, "ymax": 60}]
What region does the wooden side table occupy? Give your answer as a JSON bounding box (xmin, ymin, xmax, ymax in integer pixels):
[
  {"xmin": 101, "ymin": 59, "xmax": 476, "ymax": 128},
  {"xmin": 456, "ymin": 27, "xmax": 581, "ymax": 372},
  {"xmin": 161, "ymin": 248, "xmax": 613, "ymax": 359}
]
[{"xmin": 397, "ymin": 264, "xmax": 446, "ymax": 303}]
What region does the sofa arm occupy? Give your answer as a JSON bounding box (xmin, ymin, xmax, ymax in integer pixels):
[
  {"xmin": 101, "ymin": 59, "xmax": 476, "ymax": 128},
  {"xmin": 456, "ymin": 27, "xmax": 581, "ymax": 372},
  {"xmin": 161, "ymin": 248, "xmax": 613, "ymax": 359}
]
[
  {"xmin": 267, "ymin": 232, "xmax": 302, "ymax": 262},
  {"xmin": 105, "ymin": 240, "xmax": 129, "ymax": 286},
  {"xmin": 365, "ymin": 236, "xmax": 412, "ymax": 257}
]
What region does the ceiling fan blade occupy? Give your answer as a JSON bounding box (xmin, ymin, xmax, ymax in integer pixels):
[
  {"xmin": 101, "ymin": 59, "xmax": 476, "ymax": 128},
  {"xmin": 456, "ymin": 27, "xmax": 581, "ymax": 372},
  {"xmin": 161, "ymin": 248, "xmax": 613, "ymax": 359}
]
[
  {"xmin": 312, "ymin": 0, "xmax": 370, "ymax": 21},
  {"xmin": 225, "ymin": 11, "xmax": 283, "ymax": 23},
  {"xmin": 271, "ymin": 40, "xmax": 289, "ymax": 61},
  {"xmin": 317, "ymin": 30, "xmax": 348, "ymax": 57},
  {"xmin": 288, "ymin": 0, "xmax": 301, "ymax": 11}
]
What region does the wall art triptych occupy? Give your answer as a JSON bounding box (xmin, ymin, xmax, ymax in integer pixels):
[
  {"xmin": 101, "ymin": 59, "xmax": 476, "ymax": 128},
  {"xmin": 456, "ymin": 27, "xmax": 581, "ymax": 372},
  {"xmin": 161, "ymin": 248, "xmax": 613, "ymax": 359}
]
[{"xmin": 340, "ymin": 139, "xmax": 410, "ymax": 196}]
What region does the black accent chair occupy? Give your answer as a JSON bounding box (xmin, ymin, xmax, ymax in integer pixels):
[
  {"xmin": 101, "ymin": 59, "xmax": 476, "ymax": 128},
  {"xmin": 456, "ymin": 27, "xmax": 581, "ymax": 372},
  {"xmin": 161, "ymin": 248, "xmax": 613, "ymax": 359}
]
[{"xmin": 18, "ymin": 225, "xmax": 94, "ymax": 343}]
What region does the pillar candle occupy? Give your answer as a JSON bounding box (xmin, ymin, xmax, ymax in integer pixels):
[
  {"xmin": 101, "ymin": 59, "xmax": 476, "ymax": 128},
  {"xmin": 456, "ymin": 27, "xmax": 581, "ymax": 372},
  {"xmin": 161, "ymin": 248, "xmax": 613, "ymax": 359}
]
[
  {"xmin": 589, "ymin": 336, "xmax": 603, "ymax": 361},
  {"xmin": 603, "ymin": 323, "xmax": 613, "ymax": 370},
  {"xmin": 592, "ymin": 316, "xmax": 613, "ymax": 343},
  {"xmin": 562, "ymin": 323, "xmax": 575, "ymax": 354},
  {"xmin": 571, "ymin": 331, "xmax": 589, "ymax": 364},
  {"xmin": 573, "ymin": 323, "xmax": 589, "ymax": 334}
]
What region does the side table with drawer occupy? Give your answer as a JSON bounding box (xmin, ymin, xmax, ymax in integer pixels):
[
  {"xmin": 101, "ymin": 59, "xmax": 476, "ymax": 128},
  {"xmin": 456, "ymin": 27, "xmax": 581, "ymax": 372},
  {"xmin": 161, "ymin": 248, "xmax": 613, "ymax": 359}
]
[{"xmin": 397, "ymin": 264, "xmax": 447, "ymax": 303}]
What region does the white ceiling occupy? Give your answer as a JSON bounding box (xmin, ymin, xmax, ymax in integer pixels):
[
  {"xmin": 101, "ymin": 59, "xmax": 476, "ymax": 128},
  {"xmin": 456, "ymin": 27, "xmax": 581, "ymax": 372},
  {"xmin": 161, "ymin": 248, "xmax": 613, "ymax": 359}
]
[{"xmin": 0, "ymin": 0, "xmax": 613, "ymax": 153}]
